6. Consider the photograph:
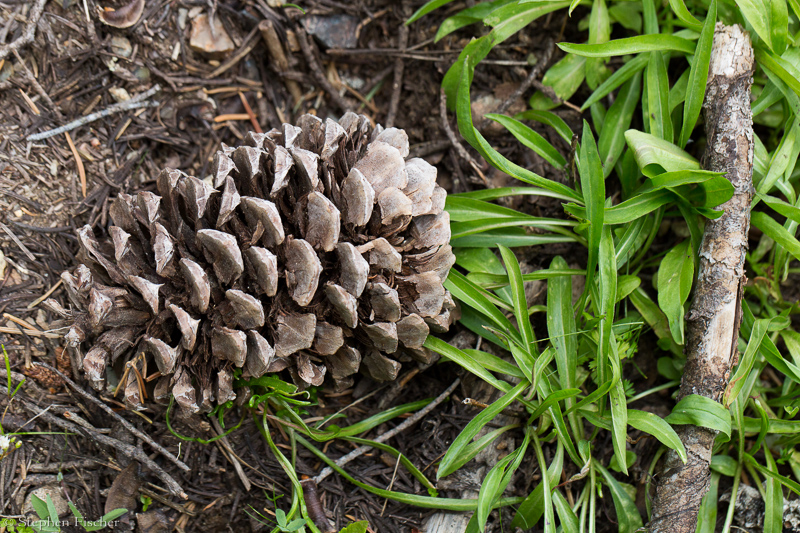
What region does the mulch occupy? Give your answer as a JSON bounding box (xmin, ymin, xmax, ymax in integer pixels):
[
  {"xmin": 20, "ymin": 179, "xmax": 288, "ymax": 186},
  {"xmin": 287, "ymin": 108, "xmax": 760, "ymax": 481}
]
[{"xmin": 0, "ymin": 1, "xmax": 634, "ymax": 532}]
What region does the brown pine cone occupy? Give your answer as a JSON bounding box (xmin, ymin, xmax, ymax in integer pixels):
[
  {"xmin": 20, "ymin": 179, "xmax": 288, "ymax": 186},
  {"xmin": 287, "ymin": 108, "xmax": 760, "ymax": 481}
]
[{"xmin": 60, "ymin": 113, "xmax": 457, "ymax": 414}]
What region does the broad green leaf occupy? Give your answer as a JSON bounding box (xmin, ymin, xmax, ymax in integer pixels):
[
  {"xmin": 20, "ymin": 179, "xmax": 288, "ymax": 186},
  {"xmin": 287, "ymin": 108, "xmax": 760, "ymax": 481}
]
[
  {"xmin": 406, "ymin": 0, "xmax": 456, "ymax": 24},
  {"xmin": 425, "ymin": 337, "xmax": 514, "ymax": 393},
  {"xmin": 646, "ymin": 169, "xmax": 724, "ymax": 190},
  {"xmin": 725, "ymin": 317, "xmax": 773, "ymax": 406},
  {"xmin": 758, "ymin": 117, "xmax": 800, "ymax": 195},
  {"xmin": 582, "ymin": 54, "xmax": 648, "ymax": 110},
  {"xmin": 530, "ymin": 53, "xmax": 587, "ymax": 109},
  {"xmin": 646, "ymin": 51, "xmax": 673, "ymax": 142},
  {"xmin": 597, "ymin": 226, "xmax": 617, "ymax": 387},
  {"xmin": 477, "ymin": 431, "xmax": 530, "ymax": 531},
  {"xmin": 630, "ymin": 288, "xmax": 683, "ymax": 356},
  {"xmin": 665, "ymin": 394, "xmax": 732, "ymax": 441},
  {"xmin": 499, "ymin": 245, "xmax": 536, "ymax": 377},
  {"xmin": 564, "ymin": 189, "xmax": 675, "ymax": 225},
  {"xmin": 552, "ymin": 490, "xmax": 580, "ymax": 531},
  {"xmin": 625, "ymin": 129, "xmax": 700, "ymax": 177},
  {"xmin": 511, "ymin": 442, "xmax": 564, "ymax": 528},
  {"xmin": 627, "ymin": 409, "xmax": 687, "ymax": 462},
  {"xmin": 596, "ymin": 464, "xmax": 644, "ymax": 532},
  {"xmin": 547, "ymin": 256, "xmax": 578, "ymax": 429},
  {"xmin": 609, "ymin": 3, "xmax": 642, "ymax": 31},
  {"xmin": 434, "ymin": 0, "xmax": 516, "ymax": 41},
  {"xmin": 751, "ymin": 211, "xmax": 800, "ymax": 262},
  {"xmin": 579, "ymin": 120, "xmax": 605, "ymax": 288},
  {"xmin": 340, "ymin": 521, "xmax": 370, "ymax": 533},
  {"xmin": 446, "ymin": 197, "xmax": 529, "ymax": 221},
  {"xmin": 737, "ymin": 0, "xmax": 788, "ymax": 53},
  {"xmin": 486, "ymin": 114, "xmax": 567, "ymax": 168},
  {"xmin": 610, "ymin": 379, "xmax": 628, "ymax": 475},
  {"xmin": 764, "ymin": 447, "xmax": 784, "ymax": 533},
  {"xmin": 558, "ymin": 35, "xmax": 695, "ymax": 58},
  {"xmin": 657, "ymin": 240, "xmax": 694, "ymax": 344},
  {"xmin": 437, "ymin": 381, "xmax": 528, "ymax": 479},
  {"xmin": 710, "ymin": 455, "xmax": 738, "ymax": 476},
  {"xmin": 679, "ymin": 0, "xmax": 715, "ymax": 148},
  {"xmin": 598, "ymin": 72, "xmax": 642, "ymax": 177},
  {"xmin": 445, "ymin": 270, "xmax": 516, "ymax": 335},
  {"xmin": 454, "ymin": 247, "xmax": 506, "ymax": 275},
  {"xmin": 757, "ymin": 48, "xmax": 800, "ymax": 104},
  {"xmin": 514, "ymin": 110, "xmax": 574, "ymax": 143},
  {"xmin": 450, "ymin": 217, "xmax": 574, "ymax": 240},
  {"xmin": 668, "ymin": 0, "xmax": 702, "ymax": 29},
  {"xmin": 451, "ymin": 229, "xmax": 576, "ymax": 248},
  {"xmin": 586, "ymin": 0, "xmax": 612, "ymax": 89},
  {"xmin": 616, "ymin": 275, "xmax": 641, "ymax": 302}
]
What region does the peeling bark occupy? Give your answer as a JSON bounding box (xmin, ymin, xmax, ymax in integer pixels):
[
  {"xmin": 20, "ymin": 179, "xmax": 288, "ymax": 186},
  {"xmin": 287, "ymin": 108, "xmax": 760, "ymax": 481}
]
[{"xmin": 650, "ymin": 23, "xmax": 754, "ymax": 533}]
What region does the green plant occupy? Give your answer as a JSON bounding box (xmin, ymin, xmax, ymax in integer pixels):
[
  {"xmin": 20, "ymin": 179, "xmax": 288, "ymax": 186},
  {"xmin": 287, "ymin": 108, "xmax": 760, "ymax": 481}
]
[
  {"xmin": 402, "ymin": 0, "xmax": 800, "ymax": 530},
  {"xmin": 28, "ymin": 494, "xmax": 127, "ymax": 532}
]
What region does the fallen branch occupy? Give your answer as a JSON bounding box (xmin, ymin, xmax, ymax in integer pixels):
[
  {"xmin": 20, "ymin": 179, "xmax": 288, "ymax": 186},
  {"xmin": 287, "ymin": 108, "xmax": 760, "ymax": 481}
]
[
  {"xmin": 650, "ymin": 23, "xmax": 755, "ymax": 533},
  {"xmin": 0, "ymin": 0, "xmax": 47, "ymax": 63},
  {"xmin": 26, "ymin": 85, "xmax": 161, "ymax": 142}
]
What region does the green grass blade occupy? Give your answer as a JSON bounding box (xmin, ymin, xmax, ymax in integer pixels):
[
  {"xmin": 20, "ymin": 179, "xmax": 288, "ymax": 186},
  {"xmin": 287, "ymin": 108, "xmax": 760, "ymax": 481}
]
[
  {"xmin": 514, "ymin": 110, "xmax": 574, "ymax": 143},
  {"xmin": 627, "ymin": 409, "xmax": 687, "ymax": 462},
  {"xmin": 668, "ymin": 0, "xmax": 702, "ymax": 29},
  {"xmin": 646, "ymin": 51, "xmax": 673, "ymax": 142},
  {"xmin": 581, "ymin": 54, "xmax": 648, "ymax": 110},
  {"xmin": 598, "ymin": 72, "xmax": 642, "ymax": 177},
  {"xmin": 437, "ymin": 381, "xmax": 528, "ymax": 479},
  {"xmin": 486, "ymin": 114, "xmax": 567, "ymax": 168},
  {"xmin": 510, "ymin": 441, "xmax": 564, "ymax": 529},
  {"xmin": 679, "ymin": 0, "xmax": 715, "ymax": 148},
  {"xmin": 752, "ymin": 211, "xmax": 800, "ymax": 262},
  {"xmin": 558, "ymin": 34, "xmax": 695, "ymax": 58},
  {"xmin": 406, "ymin": 0, "xmax": 455, "ymax": 24},
  {"xmin": 596, "ymin": 463, "xmax": 644, "ymax": 532}
]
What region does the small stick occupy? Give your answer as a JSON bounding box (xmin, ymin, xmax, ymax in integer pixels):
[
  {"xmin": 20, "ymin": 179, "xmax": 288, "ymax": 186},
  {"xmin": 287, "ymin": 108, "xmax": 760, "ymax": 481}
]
[
  {"xmin": 650, "ymin": 24, "xmax": 755, "ymax": 533},
  {"xmin": 64, "ymin": 131, "xmax": 86, "ymax": 198},
  {"xmin": 0, "ymin": 222, "xmax": 36, "ymax": 261},
  {"xmin": 31, "ymin": 362, "xmax": 190, "ymax": 473},
  {"xmin": 385, "ymin": 19, "xmax": 408, "ymax": 128},
  {"xmin": 239, "ymin": 92, "xmax": 262, "ymax": 133},
  {"xmin": 20, "ymin": 397, "xmax": 186, "ymax": 498},
  {"xmin": 207, "ymin": 26, "xmax": 261, "ymax": 79},
  {"xmin": 439, "ymin": 89, "xmax": 486, "ymax": 184},
  {"xmin": 259, "ymin": 20, "xmax": 303, "ymax": 107},
  {"xmin": 210, "ymin": 417, "xmax": 251, "ymax": 491},
  {"xmin": 313, "ymin": 378, "xmax": 460, "ymax": 484},
  {"xmin": 0, "ymin": 0, "xmax": 47, "ymax": 62},
  {"xmin": 295, "ymin": 27, "xmax": 354, "ymax": 113},
  {"xmin": 26, "ymin": 85, "xmax": 161, "ymax": 142}
]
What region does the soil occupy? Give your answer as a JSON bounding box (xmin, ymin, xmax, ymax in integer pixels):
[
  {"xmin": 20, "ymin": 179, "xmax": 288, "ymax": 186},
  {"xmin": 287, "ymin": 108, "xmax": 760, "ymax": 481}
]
[{"xmin": 0, "ymin": 1, "xmax": 670, "ymax": 532}]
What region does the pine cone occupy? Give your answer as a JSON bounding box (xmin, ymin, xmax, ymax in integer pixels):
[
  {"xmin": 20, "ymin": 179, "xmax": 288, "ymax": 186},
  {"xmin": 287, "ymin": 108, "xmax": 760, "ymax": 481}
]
[{"xmin": 61, "ymin": 113, "xmax": 457, "ymax": 414}]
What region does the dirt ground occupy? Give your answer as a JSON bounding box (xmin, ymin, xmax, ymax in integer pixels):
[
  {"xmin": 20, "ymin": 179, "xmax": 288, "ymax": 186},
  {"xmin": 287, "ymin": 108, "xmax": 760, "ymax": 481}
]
[{"xmin": 0, "ymin": 1, "xmax": 660, "ymax": 532}]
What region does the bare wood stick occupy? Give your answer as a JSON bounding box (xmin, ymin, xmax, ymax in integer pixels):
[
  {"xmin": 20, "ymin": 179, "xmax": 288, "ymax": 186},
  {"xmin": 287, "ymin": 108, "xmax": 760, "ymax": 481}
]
[
  {"xmin": 313, "ymin": 378, "xmax": 460, "ymax": 484},
  {"xmin": 26, "ymin": 85, "xmax": 161, "ymax": 141},
  {"xmin": 385, "ymin": 19, "xmax": 408, "ymax": 128},
  {"xmin": 295, "ymin": 27, "xmax": 354, "ymax": 113},
  {"xmin": 19, "ymin": 397, "xmax": 187, "ymax": 498},
  {"xmin": 31, "ymin": 361, "xmax": 191, "ymax": 473},
  {"xmin": 650, "ymin": 23, "xmax": 755, "ymax": 533},
  {"xmin": 0, "ymin": 0, "xmax": 47, "ymax": 62},
  {"xmin": 259, "ymin": 20, "xmax": 303, "ymax": 107}
]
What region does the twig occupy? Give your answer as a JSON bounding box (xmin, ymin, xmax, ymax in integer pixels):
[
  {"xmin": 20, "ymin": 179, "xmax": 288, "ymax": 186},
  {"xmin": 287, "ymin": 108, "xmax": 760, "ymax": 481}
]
[
  {"xmin": 439, "ymin": 88, "xmax": 486, "ymax": 184},
  {"xmin": 0, "ymin": 0, "xmax": 47, "ymax": 63},
  {"xmin": 295, "ymin": 27, "xmax": 354, "ymax": 113},
  {"xmin": 258, "ymin": 19, "xmax": 303, "ymax": 107},
  {"xmin": 210, "ymin": 417, "xmax": 251, "ymax": 491},
  {"xmin": 207, "ymin": 26, "xmax": 261, "ymax": 79},
  {"xmin": 0, "ymin": 221, "xmax": 36, "ymax": 261},
  {"xmin": 31, "ymin": 362, "xmax": 191, "ymax": 473},
  {"xmin": 27, "ymin": 279, "xmax": 63, "ymax": 309},
  {"xmin": 385, "ymin": 18, "xmax": 408, "ymax": 128},
  {"xmin": 650, "ymin": 24, "xmax": 755, "ymax": 533},
  {"xmin": 313, "ymin": 378, "xmax": 460, "ymax": 484},
  {"xmin": 64, "ymin": 131, "xmax": 86, "ymax": 198},
  {"xmin": 26, "ymin": 85, "xmax": 161, "ymax": 141},
  {"xmin": 531, "ymin": 79, "xmax": 582, "ymax": 113},
  {"xmin": 19, "ymin": 397, "xmax": 186, "ymax": 498}
]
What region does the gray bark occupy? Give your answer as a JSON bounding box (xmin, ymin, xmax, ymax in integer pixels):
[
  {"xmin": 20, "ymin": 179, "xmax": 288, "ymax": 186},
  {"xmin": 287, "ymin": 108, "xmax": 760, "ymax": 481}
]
[{"xmin": 649, "ymin": 23, "xmax": 755, "ymax": 532}]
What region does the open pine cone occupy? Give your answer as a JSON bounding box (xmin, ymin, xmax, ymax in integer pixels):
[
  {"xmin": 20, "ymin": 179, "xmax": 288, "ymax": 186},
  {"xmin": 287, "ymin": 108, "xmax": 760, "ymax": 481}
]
[{"xmin": 60, "ymin": 113, "xmax": 456, "ymax": 414}]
